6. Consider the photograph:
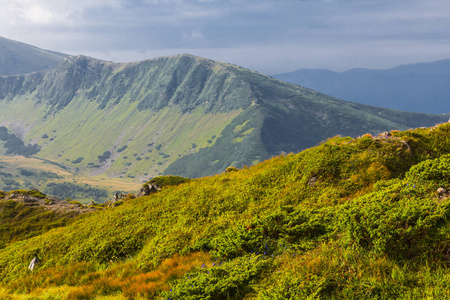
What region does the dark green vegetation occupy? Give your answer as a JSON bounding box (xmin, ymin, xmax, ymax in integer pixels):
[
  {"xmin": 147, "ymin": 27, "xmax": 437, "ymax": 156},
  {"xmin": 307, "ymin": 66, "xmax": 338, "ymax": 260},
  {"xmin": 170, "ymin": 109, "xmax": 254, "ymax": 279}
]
[
  {"xmin": 0, "ymin": 126, "xmax": 40, "ymax": 156},
  {"xmin": 2, "ymin": 123, "xmax": 450, "ymax": 299},
  {"xmin": 44, "ymin": 182, "xmax": 109, "ymax": 203},
  {"xmin": 0, "ymin": 165, "xmax": 58, "ymax": 191},
  {"xmin": 0, "ymin": 36, "xmax": 67, "ymax": 76},
  {"xmin": 144, "ymin": 175, "xmax": 190, "ymax": 188},
  {"xmin": 273, "ymin": 58, "xmax": 450, "ymax": 114},
  {"xmin": 2, "ymin": 53, "xmax": 447, "ymax": 182}
]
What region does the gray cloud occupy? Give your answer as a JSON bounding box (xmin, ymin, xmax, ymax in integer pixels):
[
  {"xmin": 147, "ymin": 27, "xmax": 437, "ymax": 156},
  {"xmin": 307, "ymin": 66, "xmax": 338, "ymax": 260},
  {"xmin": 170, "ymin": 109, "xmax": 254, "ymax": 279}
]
[{"xmin": 0, "ymin": 0, "xmax": 449, "ymax": 73}]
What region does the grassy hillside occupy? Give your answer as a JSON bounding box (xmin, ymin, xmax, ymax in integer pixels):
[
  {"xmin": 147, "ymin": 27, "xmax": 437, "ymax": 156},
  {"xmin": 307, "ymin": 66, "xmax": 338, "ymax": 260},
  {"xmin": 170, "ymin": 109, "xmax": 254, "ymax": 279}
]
[
  {"xmin": 0, "ymin": 36, "xmax": 67, "ymax": 75},
  {"xmin": 1, "ymin": 123, "xmax": 450, "ymax": 299},
  {"xmin": 0, "ymin": 54, "xmax": 448, "ymax": 181},
  {"xmin": 0, "ymin": 189, "xmax": 86, "ymax": 250}
]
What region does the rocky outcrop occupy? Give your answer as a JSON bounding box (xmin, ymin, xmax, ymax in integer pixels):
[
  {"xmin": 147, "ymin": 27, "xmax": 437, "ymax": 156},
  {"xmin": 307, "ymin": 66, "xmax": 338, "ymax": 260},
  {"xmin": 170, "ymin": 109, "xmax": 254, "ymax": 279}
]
[
  {"xmin": 2, "ymin": 189, "xmax": 96, "ymax": 214},
  {"xmin": 138, "ymin": 183, "xmax": 161, "ymax": 197}
]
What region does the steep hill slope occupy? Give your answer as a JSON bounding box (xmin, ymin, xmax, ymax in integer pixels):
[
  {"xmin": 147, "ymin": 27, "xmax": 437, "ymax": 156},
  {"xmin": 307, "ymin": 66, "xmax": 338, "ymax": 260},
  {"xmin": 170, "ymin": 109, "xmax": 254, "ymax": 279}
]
[
  {"xmin": 0, "ymin": 54, "xmax": 448, "ymax": 180},
  {"xmin": 273, "ymin": 59, "xmax": 450, "ymax": 114},
  {"xmin": 1, "ymin": 123, "xmax": 450, "ymax": 299},
  {"xmin": 0, "ymin": 36, "xmax": 67, "ymax": 75}
]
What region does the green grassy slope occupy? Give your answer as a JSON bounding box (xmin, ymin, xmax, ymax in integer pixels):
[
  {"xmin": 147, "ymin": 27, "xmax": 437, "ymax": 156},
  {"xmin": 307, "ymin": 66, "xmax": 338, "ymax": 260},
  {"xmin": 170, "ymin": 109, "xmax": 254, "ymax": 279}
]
[
  {"xmin": 0, "ymin": 54, "xmax": 448, "ymax": 181},
  {"xmin": 0, "ymin": 155, "xmax": 141, "ymax": 204},
  {"xmin": 0, "ymin": 36, "xmax": 67, "ymax": 75},
  {"xmin": 0, "ymin": 190, "xmax": 81, "ymax": 249},
  {"xmin": 1, "ymin": 123, "xmax": 450, "ymax": 299}
]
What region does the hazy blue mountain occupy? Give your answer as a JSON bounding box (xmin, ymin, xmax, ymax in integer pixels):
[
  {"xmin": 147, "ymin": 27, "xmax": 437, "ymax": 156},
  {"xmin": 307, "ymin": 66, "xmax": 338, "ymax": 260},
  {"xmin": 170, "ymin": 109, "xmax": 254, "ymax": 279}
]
[
  {"xmin": 0, "ymin": 36, "xmax": 68, "ymax": 75},
  {"xmin": 273, "ymin": 59, "xmax": 450, "ymax": 114}
]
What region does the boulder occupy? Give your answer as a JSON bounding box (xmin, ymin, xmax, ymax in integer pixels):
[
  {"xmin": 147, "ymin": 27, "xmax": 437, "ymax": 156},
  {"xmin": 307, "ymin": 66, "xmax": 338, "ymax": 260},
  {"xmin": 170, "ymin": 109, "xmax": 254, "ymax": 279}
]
[
  {"xmin": 28, "ymin": 257, "xmax": 40, "ymax": 271},
  {"xmin": 138, "ymin": 183, "xmax": 160, "ymax": 197},
  {"xmin": 437, "ymin": 187, "xmax": 447, "ymax": 195}
]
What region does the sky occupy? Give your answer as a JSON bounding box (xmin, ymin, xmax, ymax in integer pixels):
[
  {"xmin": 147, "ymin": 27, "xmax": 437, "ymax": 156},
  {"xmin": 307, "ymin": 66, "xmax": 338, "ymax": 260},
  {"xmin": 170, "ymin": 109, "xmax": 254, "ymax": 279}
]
[{"xmin": 1, "ymin": 0, "xmax": 450, "ymax": 74}]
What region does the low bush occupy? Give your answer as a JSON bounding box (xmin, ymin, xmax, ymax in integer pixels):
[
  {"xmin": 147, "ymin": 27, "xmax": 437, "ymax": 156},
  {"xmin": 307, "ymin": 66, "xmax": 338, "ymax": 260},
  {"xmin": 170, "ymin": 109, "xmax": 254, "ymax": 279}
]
[{"xmin": 144, "ymin": 175, "xmax": 190, "ymax": 188}]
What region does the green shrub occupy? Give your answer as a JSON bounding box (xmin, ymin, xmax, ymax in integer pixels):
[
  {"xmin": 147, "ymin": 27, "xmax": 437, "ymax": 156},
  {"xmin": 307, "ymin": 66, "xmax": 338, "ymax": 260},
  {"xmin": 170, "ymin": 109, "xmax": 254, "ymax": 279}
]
[
  {"xmin": 337, "ymin": 175, "xmax": 450, "ymax": 260},
  {"xmin": 72, "ymin": 157, "xmax": 84, "ymax": 164},
  {"xmin": 19, "ymin": 169, "xmax": 35, "ymax": 177},
  {"xmin": 98, "ymin": 151, "xmax": 111, "ymax": 162},
  {"xmin": 225, "ymin": 167, "xmax": 239, "ymax": 173},
  {"xmin": 69, "ymin": 201, "xmax": 83, "ymax": 207},
  {"xmin": 162, "ymin": 255, "xmax": 270, "ymax": 300},
  {"xmin": 144, "ymin": 175, "xmax": 190, "ymax": 188},
  {"xmin": 8, "ymin": 189, "xmax": 46, "ymax": 199},
  {"xmin": 117, "ymin": 145, "xmax": 128, "ymax": 153},
  {"xmin": 407, "ymin": 154, "xmax": 450, "ymax": 184}
]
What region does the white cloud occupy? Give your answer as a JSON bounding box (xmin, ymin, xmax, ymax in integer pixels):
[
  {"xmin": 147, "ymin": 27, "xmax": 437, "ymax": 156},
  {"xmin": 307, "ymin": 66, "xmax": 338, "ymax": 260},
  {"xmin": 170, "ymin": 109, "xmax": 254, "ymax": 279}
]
[
  {"xmin": 0, "ymin": 0, "xmax": 123, "ymax": 27},
  {"xmin": 1, "ymin": 0, "xmax": 450, "ymax": 73},
  {"xmin": 19, "ymin": 4, "xmax": 66, "ymax": 25}
]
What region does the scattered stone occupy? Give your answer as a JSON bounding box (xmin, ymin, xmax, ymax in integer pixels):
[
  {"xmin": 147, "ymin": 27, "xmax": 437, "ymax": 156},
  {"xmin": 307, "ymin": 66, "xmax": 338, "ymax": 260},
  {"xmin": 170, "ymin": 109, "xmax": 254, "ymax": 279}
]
[
  {"xmin": 377, "ymin": 131, "xmax": 392, "ymax": 138},
  {"xmin": 22, "ymin": 196, "xmax": 39, "ymax": 203},
  {"xmin": 106, "ymin": 192, "xmax": 133, "ymax": 207},
  {"xmin": 307, "ymin": 176, "xmax": 318, "ymax": 187},
  {"xmin": 45, "ymin": 196, "xmax": 60, "ymax": 205},
  {"xmin": 437, "ymin": 187, "xmax": 447, "ymax": 194},
  {"xmin": 28, "ymin": 257, "xmax": 40, "ymax": 271},
  {"xmin": 113, "ymin": 192, "xmax": 121, "ymax": 201}
]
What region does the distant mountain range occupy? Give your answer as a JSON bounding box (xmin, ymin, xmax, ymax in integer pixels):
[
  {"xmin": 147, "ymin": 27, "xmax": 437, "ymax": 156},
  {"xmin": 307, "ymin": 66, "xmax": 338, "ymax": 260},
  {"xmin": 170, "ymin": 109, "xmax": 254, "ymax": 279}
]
[
  {"xmin": 273, "ymin": 59, "xmax": 450, "ymax": 114},
  {"xmin": 0, "ymin": 36, "xmax": 67, "ymax": 75},
  {"xmin": 0, "ymin": 53, "xmax": 447, "ymax": 180}
]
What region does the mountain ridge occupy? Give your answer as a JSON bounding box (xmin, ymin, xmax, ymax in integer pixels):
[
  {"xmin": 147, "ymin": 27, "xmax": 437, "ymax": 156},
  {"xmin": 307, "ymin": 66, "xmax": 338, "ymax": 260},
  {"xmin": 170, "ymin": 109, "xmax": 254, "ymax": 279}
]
[
  {"xmin": 273, "ymin": 58, "xmax": 450, "ymax": 114},
  {"xmin": 0, "ymin": 54, "xmax": 448, "ymax": 182}
]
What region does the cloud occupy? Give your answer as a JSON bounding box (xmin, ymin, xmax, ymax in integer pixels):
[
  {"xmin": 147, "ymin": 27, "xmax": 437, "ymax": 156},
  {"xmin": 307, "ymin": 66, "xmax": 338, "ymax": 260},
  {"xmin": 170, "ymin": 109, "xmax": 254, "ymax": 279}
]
[{"xmin": 1, "ymin": 0, "xmax": 450, "ymax": 73}]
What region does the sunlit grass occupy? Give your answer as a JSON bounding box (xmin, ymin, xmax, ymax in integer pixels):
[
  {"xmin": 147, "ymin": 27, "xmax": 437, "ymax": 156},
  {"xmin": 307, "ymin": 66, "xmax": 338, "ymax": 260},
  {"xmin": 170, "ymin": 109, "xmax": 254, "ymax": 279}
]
[{"xmin": 2, "ymin": 123, "xmax": 450, "ymax": 298}]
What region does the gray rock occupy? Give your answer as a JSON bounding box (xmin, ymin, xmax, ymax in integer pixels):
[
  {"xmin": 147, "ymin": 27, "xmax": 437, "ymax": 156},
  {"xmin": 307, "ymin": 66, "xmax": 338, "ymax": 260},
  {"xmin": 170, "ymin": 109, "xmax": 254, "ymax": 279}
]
[
  {"xmin": 307, "ymin": 176, "xmax": 318, "ymax": 187},
  {"xmin": 138, "ymin": 183, "xmax": 160, "ymax": 197},
  {"xmin": 28, "ymin": 257, "xmax": 40, "ymax": 271}
]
